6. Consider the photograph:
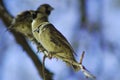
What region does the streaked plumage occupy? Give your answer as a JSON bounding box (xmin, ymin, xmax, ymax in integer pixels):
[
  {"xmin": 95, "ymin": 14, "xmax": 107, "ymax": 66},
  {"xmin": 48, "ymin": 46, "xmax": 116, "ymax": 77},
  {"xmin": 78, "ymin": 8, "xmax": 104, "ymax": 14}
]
[
  {"xmin": 9, "ymin": 4, "xmax": 53, "ymax": 52},
  {"xmin": 31, "ymin": 6, "xmax": 80, "ymax": 71},
  {"xmin": 10, "ymin": 10, "xmax": 34, "ymax": 41}
]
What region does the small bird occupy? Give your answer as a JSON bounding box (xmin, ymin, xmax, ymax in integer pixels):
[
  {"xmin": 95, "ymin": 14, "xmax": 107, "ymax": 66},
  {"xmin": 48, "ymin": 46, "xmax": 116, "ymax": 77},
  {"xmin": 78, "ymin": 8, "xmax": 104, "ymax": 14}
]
[
  {"xmin": 9, "ymin": 4, "xmax": 54, "ymax": 52},
  {"xmin": 9, "ymin": 10, "xmax": 34, "ymax": 40},
  {"xmin": 31, "ymin": 5, "xmax": 80, "ymax": 71},
  {"xmin": 9, "ymin": 4, "xmax": 95, "ymax": 78},
  {"xmin": 9, "ymin": 10, "xmax": 46, "ymax": 52}
]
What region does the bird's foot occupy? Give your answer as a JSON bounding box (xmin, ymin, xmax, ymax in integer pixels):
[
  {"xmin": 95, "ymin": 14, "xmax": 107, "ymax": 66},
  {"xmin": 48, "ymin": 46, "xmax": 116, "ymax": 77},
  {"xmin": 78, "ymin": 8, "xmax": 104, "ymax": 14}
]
[{"xmin": 47, "ymin": 51, "xmax": 57, "ymax": 59}]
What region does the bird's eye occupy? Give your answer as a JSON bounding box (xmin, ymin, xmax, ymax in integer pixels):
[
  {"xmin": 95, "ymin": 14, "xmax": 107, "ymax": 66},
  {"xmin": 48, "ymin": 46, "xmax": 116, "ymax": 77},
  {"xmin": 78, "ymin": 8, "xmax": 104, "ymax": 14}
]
[
  {"xmin": 23, "ymin": 11, "xmax": 31, "ymax": 16},
  {"xmin": 32, "ymin": 12, "xmax": 37, "ymax": 19}
]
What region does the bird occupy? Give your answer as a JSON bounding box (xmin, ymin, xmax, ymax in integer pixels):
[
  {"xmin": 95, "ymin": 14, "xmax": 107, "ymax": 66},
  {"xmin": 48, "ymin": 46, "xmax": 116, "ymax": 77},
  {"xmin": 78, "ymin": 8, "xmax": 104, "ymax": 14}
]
[
  {"xmin": 9, "ymin": 10, "xmax": 34, "ymax": 40},
  {"xmin": 9, "ymin": 4, "xmax": 95, "ymax": 78},
  {"xmin": 31, "ymin": 5, "xmax": 80, "ymax": 71},
  {"xmin": 9, "ymin": 4, "xmax": 54, "ymax": 52}
]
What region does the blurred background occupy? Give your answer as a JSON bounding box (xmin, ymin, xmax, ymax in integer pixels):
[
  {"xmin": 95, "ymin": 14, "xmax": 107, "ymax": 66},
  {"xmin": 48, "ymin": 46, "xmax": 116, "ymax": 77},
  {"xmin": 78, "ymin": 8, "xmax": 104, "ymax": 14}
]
[{"xmin": 0, "ymin": 0, "xmax": 120, "ymax": 80}]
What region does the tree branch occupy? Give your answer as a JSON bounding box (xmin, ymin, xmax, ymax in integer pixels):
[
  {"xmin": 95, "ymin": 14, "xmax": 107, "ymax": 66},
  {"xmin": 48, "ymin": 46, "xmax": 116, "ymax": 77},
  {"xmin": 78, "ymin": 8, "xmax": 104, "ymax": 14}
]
[
  {"xmin": 80, "ymin": 0, "xmax": 87, "ymax": 28},
  {"xmin": 0, "ymin": 1, "xmax": 53, "ymax": 80}
]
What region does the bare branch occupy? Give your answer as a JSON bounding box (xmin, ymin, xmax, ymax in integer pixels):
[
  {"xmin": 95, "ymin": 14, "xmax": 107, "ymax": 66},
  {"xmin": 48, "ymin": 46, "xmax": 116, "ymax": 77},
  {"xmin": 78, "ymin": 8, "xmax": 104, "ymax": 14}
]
[
  {"xmin": 42, "ymin": 55, "xmax": 47, "ymax": 80},
  {"xmin": 80, "ymin": 0, "xmax": 87, "ymax": 28},
  {"xmin": 0, "ymin": 1, "xmax": 53, "ymax": 80},
  {"xmin": 79, "ymin": 51, "xmax": 85, "ymax": 64}
]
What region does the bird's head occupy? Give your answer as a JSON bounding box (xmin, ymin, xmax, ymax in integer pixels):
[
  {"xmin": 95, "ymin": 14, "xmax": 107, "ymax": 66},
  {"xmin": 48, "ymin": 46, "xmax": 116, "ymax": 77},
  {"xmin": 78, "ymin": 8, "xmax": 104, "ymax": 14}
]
[
  {"xmin": 37, "ymin": 4, "xmax": 54, "ymax": 16},
  {"xmin": 16, "ymin": 10, "xmax": 35, "ymax": 22},
  {"xmin": 8, "ymin": 10, "xmax": 35, "ymax": 33}
]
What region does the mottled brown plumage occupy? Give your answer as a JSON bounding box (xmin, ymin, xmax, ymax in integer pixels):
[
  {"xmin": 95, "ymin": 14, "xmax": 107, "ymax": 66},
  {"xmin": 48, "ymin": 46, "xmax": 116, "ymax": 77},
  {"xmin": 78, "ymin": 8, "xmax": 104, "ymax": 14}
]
[
  {"xmin": 9, "ymin": 4, "xmax": 54, "ymax": 52},
  {"xmin": 32, "ymin": 6, "xmax": 80, "ymax": 71}
]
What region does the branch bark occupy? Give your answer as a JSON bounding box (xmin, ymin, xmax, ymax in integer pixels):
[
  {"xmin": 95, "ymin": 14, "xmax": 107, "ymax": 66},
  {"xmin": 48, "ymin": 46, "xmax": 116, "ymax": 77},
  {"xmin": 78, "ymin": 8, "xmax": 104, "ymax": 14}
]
[
  {"xmin": 0, "ymin": 1, "xmax": 53, "ymax": 80},
  {"xmin": 80, "ymin": 0, "xmax": 87, "ymax": 28}
]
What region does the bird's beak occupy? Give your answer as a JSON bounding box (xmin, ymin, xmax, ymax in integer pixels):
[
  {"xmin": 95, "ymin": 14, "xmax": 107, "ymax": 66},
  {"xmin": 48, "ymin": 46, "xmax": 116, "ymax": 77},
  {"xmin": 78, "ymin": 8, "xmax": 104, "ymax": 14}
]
[{"xmin": 49, "ymin": 7, "xmax": 54, "ymax": 11}]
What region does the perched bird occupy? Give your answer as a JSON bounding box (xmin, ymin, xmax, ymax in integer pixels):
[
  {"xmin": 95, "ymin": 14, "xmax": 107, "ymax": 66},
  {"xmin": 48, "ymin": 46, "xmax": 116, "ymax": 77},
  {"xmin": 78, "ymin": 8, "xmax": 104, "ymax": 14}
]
[
  {"xmin": 9, "ymin": 10, "xmax": 45, "ymax": 52},
  {"xmin": 9, "ymin": 4, "xmax": 54, "ymax": 52},
  {"xmin": 31, "ymin": 6, "xmax": 80, "ymax": 71},
  {"xmin": 9, "ymin": 4, "xmax": 95, "ymax": 78},
  {"xmin": 9, "ymin": 10, "xmax": 34, "ymax": 40}
]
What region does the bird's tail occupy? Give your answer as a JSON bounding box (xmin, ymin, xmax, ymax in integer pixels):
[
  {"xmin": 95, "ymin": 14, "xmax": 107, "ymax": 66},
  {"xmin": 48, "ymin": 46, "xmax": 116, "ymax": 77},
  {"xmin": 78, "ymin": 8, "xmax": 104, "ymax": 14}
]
[{"xmin": 64, "ymin": 57, "xmax": 81, "ymax": 71}]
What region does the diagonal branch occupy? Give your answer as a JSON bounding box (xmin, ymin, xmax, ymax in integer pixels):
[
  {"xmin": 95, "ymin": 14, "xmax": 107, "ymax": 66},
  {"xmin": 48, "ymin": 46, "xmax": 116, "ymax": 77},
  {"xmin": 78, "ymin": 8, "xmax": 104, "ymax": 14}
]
[{"xmin": 0, "ymin": 1, "xmax": 53, "ymax": 80}]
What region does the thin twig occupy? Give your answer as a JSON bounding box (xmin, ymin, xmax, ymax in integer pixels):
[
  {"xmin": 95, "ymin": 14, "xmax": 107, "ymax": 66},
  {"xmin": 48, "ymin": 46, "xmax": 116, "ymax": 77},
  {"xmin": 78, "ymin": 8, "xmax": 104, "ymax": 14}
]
[{"xmin": 80, "ymin": 51, "xmax": 85, "ymax": 64}]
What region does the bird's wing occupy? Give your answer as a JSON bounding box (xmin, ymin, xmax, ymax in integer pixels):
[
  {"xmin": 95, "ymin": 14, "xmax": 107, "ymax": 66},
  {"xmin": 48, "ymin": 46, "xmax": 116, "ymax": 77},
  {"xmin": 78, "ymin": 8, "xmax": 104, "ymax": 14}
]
[{"xmin": 45, "ymin": 24, "xmax": 76, "ymax": 55}]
